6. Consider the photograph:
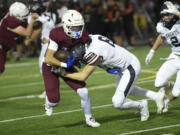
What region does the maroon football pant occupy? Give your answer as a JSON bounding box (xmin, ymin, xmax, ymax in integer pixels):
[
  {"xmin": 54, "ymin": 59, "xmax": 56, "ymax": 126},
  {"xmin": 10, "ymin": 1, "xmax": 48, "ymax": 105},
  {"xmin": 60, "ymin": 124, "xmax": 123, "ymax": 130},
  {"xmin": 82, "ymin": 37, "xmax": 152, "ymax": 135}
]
[
  {"xmin": 42, "ymin": 63, "xmax": 86, "ymax": 103},
  {"xmin": 0, "ymin": 48, "xmax": 7, "ymax": 74}
]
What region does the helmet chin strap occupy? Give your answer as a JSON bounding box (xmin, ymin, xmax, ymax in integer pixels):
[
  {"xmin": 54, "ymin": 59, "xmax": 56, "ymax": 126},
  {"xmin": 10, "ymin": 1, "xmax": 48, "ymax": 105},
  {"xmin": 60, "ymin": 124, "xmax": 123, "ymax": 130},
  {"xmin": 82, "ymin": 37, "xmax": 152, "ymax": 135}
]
[{"xmin": 73, "ymin": 30, "xmax": 80, "ymax": 39}]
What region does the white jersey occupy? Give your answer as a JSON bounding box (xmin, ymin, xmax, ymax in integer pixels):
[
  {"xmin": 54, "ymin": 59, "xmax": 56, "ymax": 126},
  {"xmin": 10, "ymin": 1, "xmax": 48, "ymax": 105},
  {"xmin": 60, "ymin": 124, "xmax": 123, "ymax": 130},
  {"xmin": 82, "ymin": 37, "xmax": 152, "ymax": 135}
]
[
  {"xmin": 84, "ymin": 35, "xmax": 135, "ymax": 70},
  {"xmin": 156, "ymin": 21, "xmax": 180, "ymax": 55},
  {"xmin": 37, "ymin": 12, "xmax": 56, "ymax": 40}
]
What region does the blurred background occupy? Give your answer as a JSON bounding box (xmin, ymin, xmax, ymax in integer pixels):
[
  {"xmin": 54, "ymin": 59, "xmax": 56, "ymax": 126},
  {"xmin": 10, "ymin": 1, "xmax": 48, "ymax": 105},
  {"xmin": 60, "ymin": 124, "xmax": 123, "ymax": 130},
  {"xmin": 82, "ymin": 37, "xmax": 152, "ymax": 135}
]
[{"xmin": 0, "ymin": 0, "xmax": 180, "ymax": 61}]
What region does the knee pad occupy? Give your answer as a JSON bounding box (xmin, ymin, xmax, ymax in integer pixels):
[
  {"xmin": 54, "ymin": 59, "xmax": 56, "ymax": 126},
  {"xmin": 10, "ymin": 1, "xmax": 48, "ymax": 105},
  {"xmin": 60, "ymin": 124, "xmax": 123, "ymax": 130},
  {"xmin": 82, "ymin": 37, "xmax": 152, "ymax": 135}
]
[
  {"xmin": 112, "ymin": 95, "xmax": 124, "ymax": 108},
  {"xmin": 77, "ymin": 87, "xmax": 91, "ymax": 109},
  {"xmin": 155, "ymin": 80, "xmax": 166, "ymax": 88},
  {"xmin": 77, "ymin": 87, "xmax": 89, "ymax": 98}
]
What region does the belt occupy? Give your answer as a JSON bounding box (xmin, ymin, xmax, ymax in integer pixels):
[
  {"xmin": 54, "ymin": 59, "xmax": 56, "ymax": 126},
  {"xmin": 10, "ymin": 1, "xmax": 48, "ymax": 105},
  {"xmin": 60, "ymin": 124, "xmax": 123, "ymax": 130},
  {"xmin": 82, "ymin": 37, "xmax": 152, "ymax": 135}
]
[{"xmin": 41, "ymin": 39, "xmax": 49, "ymax": 44}]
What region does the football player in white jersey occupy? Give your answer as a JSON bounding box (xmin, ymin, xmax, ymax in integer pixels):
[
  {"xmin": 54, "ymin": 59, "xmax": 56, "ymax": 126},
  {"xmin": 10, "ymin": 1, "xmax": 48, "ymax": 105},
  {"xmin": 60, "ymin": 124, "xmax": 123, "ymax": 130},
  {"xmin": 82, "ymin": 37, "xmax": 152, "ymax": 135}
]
[
  {"xmin": 25, "ymin": 0, "xmax": 57, "ymax": 98},
  {"xmin": 62, "ymin": 34, "xmax": 167, "ymax": 121},
  {"xmin": 145, "ymin": 1, "xmax": 180, "ymax": 112}
]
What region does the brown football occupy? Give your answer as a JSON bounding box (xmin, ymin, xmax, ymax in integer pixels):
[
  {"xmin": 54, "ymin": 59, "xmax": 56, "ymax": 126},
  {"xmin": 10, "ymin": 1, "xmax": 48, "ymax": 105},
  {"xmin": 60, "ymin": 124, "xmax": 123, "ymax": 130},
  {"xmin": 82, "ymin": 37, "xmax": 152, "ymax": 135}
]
[{"xmin": 54, "ymin": 50, "xmax": 72, "ymax": 62}]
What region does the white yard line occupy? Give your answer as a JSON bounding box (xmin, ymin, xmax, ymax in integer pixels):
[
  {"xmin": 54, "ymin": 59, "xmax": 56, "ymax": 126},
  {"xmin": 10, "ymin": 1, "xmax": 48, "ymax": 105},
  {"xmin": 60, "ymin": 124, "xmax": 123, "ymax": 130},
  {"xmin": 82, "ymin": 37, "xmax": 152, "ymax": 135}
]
[
  {"xmin": 0, "ymin": 104, "xmax": 113, "ymax": 123},
  {"xmin": 1, "ymin": 82, "xmax": 43, "ymax": 89},
  {"xmin": 6, "ymin": 62, "xmax": 37, "ymax": 68},
  {"xmin": 117, "ymin": 124, "xmax": 179, "ymax": 135},
  {"xmin": 0, "ymin": 79, "xmax": 154, "ymax": 102}
]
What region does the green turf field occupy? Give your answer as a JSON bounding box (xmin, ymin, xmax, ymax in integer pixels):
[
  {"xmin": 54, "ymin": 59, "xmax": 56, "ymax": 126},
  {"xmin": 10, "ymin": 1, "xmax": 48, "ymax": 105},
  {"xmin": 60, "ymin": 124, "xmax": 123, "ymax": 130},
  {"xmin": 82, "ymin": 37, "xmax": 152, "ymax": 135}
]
[{"xmin": 0, "ymin": 45, "xmax": 179, "ymax": 135}]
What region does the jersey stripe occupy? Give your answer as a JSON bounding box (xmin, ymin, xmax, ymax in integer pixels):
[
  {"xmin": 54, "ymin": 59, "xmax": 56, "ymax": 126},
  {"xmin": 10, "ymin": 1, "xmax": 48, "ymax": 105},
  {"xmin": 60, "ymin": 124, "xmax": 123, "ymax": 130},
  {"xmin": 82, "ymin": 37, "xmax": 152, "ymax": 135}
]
[{"xmin": 84, "ymin": 52, "xmax": 98, "ymax": 64}]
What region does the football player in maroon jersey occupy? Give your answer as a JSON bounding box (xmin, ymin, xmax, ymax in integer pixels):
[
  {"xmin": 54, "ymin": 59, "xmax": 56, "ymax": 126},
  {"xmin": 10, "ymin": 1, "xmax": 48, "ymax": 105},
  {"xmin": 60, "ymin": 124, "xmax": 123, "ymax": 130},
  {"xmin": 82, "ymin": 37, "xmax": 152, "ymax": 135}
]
[
  {"xmin": 0, "ymin": 2, "xmax": 39, "ymax": 74},
  {"xmin": 42, "ymin": 10, "xmax": 100, "ymax": 127}
]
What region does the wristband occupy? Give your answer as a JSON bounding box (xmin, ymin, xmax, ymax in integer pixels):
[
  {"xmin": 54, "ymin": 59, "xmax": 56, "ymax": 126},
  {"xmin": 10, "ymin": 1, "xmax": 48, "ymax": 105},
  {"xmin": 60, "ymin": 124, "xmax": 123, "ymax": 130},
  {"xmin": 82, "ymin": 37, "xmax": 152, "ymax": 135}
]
[
  {"xmin": 150, "ymin": 49, "xmax": 155, "ymax": 53},
  {"xmin": 60, "ymin": 62, "xmax": 67, "ymax": 68}
]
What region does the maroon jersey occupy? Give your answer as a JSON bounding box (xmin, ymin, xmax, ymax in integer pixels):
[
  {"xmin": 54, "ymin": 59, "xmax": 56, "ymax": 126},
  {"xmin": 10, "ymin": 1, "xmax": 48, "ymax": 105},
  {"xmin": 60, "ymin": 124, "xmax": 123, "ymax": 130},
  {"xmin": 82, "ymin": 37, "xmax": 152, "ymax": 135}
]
[
  {"xmin": 49, "ymin": 27, "xmax": 89, "ymax": 51},
  {"xmin": 0, "ymin": 14, "xmax": 24, "ymax": 47}
]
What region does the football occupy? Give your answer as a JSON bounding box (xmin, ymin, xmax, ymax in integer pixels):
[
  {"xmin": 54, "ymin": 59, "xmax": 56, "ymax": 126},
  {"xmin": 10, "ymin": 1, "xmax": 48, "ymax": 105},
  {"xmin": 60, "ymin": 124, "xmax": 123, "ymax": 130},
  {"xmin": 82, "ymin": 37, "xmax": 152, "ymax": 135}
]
[{"xmin": 54, "ymin": 50, "xmax": 72, "ymax": 62}]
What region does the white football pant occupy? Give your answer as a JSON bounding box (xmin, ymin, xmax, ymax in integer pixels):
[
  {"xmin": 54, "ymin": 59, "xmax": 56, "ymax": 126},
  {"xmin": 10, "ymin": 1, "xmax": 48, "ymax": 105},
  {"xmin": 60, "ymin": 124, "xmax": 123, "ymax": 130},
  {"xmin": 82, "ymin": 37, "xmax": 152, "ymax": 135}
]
[
  {"xmin": 39, "ymin": 43, "xmax": 48, "ymax": 74},
  {"xmin": 155, "ymin": 53, "xmax": 180, "ymax": 97}
]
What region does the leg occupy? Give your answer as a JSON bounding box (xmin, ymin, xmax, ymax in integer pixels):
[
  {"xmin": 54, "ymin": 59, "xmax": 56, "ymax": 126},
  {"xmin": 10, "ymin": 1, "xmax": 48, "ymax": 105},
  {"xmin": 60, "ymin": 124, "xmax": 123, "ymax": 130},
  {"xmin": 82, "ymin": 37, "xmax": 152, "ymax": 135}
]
[
  {"xmin": 112, "ymin": 64, "xmax": 149, "ymax": 121},
  {"xmin": 0, "ymin": 49, "xmax": 6, "ymax": 74},
  {"xmin": 77, "ymin": 87, "xmax": 100, "ymax": 127},
  {"xmin": 155, "ymin": 59, "xmax": 178, "ymax": 112},
  {"xmin": 38, "ymin": 43, "xmax": 48, "ymax": 98},
  {"xmin": 42, "ymin": 63, "xmax": 60, "ymax": 116},
  {"xmin": 62, "ymin": 67, "xmax": 100, "ymax": 127},
  {"xmin": 170, "ymin": 70, "xmax": 180, "ymax": 100},
  {"xmin": 130, "ymin": 85, "xmax": 165, "ymax": 113},
  {"xmin": 155, "ymin": 60, "xmax": 177, "ymax": 91}
]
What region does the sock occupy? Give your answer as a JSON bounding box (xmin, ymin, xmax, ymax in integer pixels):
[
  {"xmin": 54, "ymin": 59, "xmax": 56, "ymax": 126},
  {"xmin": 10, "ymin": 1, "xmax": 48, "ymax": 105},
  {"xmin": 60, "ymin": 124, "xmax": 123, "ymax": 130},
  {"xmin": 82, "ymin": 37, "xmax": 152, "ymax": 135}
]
[
  {"xmin": 77, "ymin": 87, "xmax": 92, "ymax": 120},
  {"xmin": 130, "ymin": 86, "xmax": 157, "ymax": 101}
]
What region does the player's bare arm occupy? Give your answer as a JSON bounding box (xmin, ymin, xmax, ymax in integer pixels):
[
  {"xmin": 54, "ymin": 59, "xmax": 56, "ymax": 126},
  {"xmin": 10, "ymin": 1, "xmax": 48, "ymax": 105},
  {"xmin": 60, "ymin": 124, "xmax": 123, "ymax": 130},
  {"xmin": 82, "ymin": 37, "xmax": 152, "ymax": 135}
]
[
  {"xmin": 7, "ymin": 13, "xmax": 39, "ymax": 37},
  {"xmin": 45, "ymin": 49, "xmax": 63, "ymax": 67},
  {"xmin": 64, "ymin": 58, "xmax": 100, "ymax": 81},
  {"xmin": 25, "ymin": 27, "xmax": 42, "ymax": 46},
  {"xmin": 152, "ymin": 35, "xmax": 164, "ymax": 51}
]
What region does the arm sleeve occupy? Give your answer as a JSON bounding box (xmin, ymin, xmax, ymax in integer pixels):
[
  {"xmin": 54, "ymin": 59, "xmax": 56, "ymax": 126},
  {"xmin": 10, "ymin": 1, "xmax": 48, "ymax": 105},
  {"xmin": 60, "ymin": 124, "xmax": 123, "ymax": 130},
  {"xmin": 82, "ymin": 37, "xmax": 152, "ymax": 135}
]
[
  {"xmin": 48, "ymin": 39, "xmax": 58, "ymax": 51},
  {"xmin": 83, "ymin": 52, "xmax": 99, "ymax": 65}
]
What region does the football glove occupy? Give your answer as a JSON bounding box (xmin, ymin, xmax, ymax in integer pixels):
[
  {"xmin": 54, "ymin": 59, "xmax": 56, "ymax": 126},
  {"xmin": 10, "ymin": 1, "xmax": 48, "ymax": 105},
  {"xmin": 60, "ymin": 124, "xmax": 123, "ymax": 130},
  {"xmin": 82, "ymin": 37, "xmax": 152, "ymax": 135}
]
[
  {"xmin": 145, "ymin": 49, "xmax": 155, "ymax": 65},
  {"xmin": 51, "ymin": 66, "xmax": 66, "ymax": 76},
  {"xmin": 106, "ymin": 68, "xmax": 122, "ymax": 75},
  {"xmin": 67, "ymin": 54, "xmax": 75, "ymax": 68},
  {"xmin": 61, "ymin": 54, "xmax": 76, "ymax": 68}
]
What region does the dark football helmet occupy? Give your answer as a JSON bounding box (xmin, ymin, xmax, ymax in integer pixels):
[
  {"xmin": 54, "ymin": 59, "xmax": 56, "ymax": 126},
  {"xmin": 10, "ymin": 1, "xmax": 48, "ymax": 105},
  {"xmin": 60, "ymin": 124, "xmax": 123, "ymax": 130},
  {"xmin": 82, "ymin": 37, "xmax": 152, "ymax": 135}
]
[
  {"xmin": 160, "ymin": 1, "xmax": 179, "ymax": 29},
  {"xmin": 30, "ymin": 2, "xmax": 45, "ymax": 15},
  {"xmin": 71, "ymin": 43, "xmax": 86, "ymax": 64}
]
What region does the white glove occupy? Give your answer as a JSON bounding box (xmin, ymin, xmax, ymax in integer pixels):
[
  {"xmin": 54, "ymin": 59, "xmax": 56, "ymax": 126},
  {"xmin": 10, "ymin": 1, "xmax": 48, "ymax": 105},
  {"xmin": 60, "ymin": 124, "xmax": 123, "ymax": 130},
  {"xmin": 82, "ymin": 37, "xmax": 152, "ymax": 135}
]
[
  {"xmin": 162, "ymin": 1, "xmax": 179, "ymax": 16},
  {"xmin": 145, "ymin": 49, "xmax": 155, "ymax": 65}
]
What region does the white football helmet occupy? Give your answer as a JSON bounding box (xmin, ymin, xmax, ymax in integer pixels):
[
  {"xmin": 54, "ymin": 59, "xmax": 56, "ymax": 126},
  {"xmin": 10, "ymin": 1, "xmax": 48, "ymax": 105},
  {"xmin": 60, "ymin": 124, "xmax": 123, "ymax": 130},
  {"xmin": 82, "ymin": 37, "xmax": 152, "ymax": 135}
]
[
  {"xmin": 62, "ymin": 10, "xmax": 84, "ymax": 39},
  {"xmin": 160, "ymin": 1, "xmax": 179, "ymax": 28},
  {"xmin": 9, "ymin": 2, "xmax": 29, "ymax": 21}
]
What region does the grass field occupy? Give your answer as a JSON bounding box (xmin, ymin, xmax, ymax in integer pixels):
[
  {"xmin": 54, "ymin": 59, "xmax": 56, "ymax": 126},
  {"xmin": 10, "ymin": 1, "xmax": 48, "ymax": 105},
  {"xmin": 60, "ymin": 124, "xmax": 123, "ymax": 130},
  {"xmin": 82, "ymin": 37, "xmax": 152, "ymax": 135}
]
[{"xmin": 0, "ymin": 45, "xmax": 179, "ymax": 135}]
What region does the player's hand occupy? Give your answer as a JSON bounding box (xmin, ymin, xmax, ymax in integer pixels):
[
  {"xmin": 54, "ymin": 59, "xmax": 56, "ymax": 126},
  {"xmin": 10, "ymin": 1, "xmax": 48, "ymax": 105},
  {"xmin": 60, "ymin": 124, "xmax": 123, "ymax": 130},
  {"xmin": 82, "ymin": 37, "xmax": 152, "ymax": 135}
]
[
  {"xmin": 24, "ymin": 39, "xmax": 31, "ymax": 46},
  {"xmin": 145, "ymin": 49, "xmax": 155, "ymax": 65},
  {"xmin": 66, "ymin": 54, "xmax": 75, "ymax": 68},
  {"xmin": 162, "ymin": 1, "xmax": 179, "ymax": 16},
  {"xmin": 51, "ymin": 66, "xmax": 66, "ymax": 76},
  {"xmin": 106, "ymin": 68, "xmax": 122, "ymax": 75},
  {"xmin": 31, "ymin": 13, "xmax": 39, "ymax": 20}
]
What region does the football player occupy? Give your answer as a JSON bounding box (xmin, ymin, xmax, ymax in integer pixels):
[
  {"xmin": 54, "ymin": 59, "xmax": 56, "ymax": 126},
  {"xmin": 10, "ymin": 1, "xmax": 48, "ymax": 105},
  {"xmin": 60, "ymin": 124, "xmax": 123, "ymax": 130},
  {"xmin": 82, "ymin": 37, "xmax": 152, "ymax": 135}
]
[
  {"xmin": 25, "ymin": 0, "xmax": 57, "ymax": 98},
  {"xmin": 43, "ymin": 10, "xmax": 100, "ymax": 127},
  {"xmin": 145, "ymin": 1, "xmax": 180, "ymax": 112},
  {"xmin": 63, "ymin": 34, "xmax": 167, "ymax": 121},
  {"xmin": 0, "ymin": 2, "xmax": 39, "ymax": 74}
]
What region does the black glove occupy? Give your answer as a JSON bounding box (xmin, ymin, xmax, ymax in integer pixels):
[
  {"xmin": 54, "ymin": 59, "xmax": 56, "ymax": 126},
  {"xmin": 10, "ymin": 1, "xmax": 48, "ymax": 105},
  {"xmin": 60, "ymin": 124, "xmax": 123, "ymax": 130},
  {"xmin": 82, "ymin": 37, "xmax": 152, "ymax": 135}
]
[{"xmin": 51, "ymin": 66, "xmax": 66, "ymax": 76}]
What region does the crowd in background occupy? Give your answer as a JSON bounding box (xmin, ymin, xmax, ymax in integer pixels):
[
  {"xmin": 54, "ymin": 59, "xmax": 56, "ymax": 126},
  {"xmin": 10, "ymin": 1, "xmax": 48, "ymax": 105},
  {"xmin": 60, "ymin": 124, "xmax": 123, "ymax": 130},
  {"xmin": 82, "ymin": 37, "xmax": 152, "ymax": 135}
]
[{"xmin": 0, "ymin": 0, "xmax": 180, "ymax": 61}]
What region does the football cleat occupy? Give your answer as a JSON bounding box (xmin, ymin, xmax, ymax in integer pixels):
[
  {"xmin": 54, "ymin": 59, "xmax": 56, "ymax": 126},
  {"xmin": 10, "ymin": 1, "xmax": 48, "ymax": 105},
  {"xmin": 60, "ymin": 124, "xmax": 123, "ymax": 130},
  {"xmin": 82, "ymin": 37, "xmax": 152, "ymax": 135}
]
[
  {"xmin": 45, "ymin": 104, "xmax": 53, "ymax": 116},
  {"xmin": 155, "ymin": 90, "xmax": 165, "ymax": 114},
  {"xmin": 86, "ymin": 117, "xmax": 101, "ymax": 127},
  {"xmin": 38, "ymin": 91, "xmax": 46, "ymax": 99},
  {"xmin": 139, "ymin": 100, "xmax": 149, "ymax": 121},
  {"xmin": 163, "ymin": 96, "xmax": 170, "ymax": 113}
]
